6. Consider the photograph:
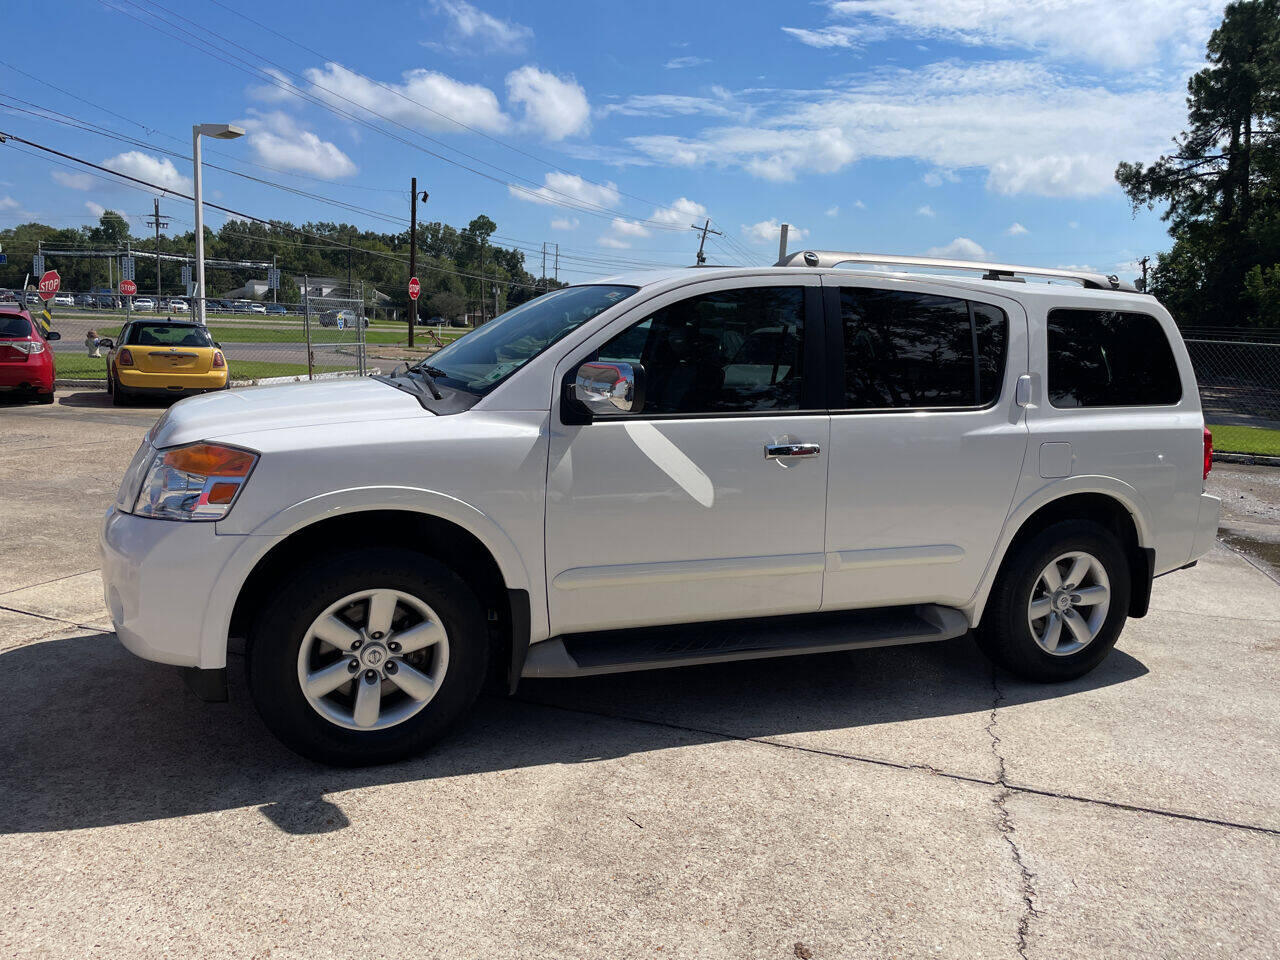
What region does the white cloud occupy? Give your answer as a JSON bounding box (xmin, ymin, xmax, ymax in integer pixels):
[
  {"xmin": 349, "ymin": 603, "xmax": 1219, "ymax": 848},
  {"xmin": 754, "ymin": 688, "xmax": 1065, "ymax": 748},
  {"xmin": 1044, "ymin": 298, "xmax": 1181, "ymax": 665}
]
[
  {"xmin": 52, "ymin": 170, "xmax": 94, "ymax": 190},
  {"xmin": 246, "ymin": 66, "xmax": 302, "ymax": 103},
  {"xmin": 853, "ymin": 199, "xmax": 866, "ymax": 209},
  {"xmin": 430, "ymin": 0, "xmax": 531, "ymax": 52},
  {"xmin": 651, "ymin": 196, "xmax": 707, "ymax": 227},
  {"xmin": 306, "ymin": 62, "xmax": 508, "ymax": 134},
  {"xmin": 511, "ymin": 172, "xmax": 621, "ymax": 210},
  {"xmin": 625, "ymin": 58, "xmax": 1191, "ymax": 197},
  {"xmin": 599, "ymin": 93, "xmax": 737, "ymax": 119},
  {"xmin": 241, "ymin": 111, "xmax": 357, "ymax": 179},
  {"xmin": 550, "ymin": 216, "xmax": 579, "ymax": 230},
  {"xmin": 822, "ymin": 0, "xmax": 1223, "ymax": 71},
  {"xmin": 781, "ymin": 25, "xmax": 871, "ymax": 49},
  {"xmin": 85, "ymin": 201, "xmax": 106, "ymax": 219},
  {"xmin": 925, "ymin": 237, "xmax": 989, "ymax": 260},
  {"xmin": 665, "ymin": 56, "xmax": 711, "ymax": 68},
  {"xmin": 103, "ymin": 151, "xmax": 193, "ymax": 194},
  {"xmin": 610, "ymin": 217, "xmax": 650, "ymax": 238},
  {"xmin": 0, "ymin": 195, "xmax": 19, "ymax": 211},
  {"xmin": 826, "ymin": 205, "xmax": 840, "ymax": 217},
  {"xmin": 916, "ymin": 204, "xmax": 935, "ymax": 217},
  {"xmin": 505, "ymin": 66, "xmax": 590, "ymax": 140},
  {"xmin": 1006, "ymin": 221, "xmax": 1029, "ymax": 236},
  {"xmin": 1068, "ymin": 220, "xmax": 1079, "ymax": 229},
  {"xmin": 598, "ymin": 235, "xmax": 632, "ymax": 249},
  {"xmin": 742, "ymin": 219, "xmax": 807, "ymax": 245}
]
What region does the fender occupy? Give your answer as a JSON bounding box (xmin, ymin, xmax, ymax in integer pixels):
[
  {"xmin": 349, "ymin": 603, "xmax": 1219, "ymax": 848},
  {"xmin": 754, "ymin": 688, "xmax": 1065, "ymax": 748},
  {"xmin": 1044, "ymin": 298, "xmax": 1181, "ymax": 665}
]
[
  {"xmin": 194, "ymin": 485, "xmax": 542, "ymax": 669},
  {"xmin": 963, "ymin": 474, "xmax": 1155, "ymax": 627}
]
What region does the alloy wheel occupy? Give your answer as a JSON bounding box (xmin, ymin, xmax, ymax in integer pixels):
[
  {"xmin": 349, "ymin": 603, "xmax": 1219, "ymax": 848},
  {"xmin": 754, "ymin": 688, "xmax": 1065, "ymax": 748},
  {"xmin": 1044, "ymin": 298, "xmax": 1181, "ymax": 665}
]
[{"xmin": 1027, "ymin": 551, "xmax": 1111, "ymax": 656}]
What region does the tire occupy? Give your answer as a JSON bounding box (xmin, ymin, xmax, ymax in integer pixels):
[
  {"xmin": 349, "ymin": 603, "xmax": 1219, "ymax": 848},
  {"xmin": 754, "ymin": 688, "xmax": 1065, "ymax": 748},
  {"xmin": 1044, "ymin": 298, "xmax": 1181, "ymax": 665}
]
[
  {"xmin": 110, "ymin": 375, "xmax": 131, "ymax": 406},
  {"xmin": 975, "ymin": 519, "xmax": 1131, "ymax": 682},
  {"xmin": 246, "ymin": 547, "xmax": 489, "ymax": 766},
  {"xmin": 36, "ymin": 391, "xmax": 54, "ymax": 405}
]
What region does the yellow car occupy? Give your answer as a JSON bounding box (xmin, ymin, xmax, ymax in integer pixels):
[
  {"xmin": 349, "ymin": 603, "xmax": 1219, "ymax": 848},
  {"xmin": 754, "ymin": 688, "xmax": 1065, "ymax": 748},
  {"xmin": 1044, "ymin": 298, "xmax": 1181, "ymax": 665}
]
[{"xmin": 106, "ymin": 319, "xmax": 229, "ymax": 406}]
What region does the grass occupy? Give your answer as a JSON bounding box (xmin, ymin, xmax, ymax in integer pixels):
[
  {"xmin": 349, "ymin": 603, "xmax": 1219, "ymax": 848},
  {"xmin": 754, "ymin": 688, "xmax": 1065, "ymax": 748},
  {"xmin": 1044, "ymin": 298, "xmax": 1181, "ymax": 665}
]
[
  {"xmin": 1208, "ymin": 423, "xmax": 1280, "ymax": 457},
  {"xmin": 55, "ymin": 355, "xmax": 345, "ymax": 381},
  {"xmin": 89, "ymin": 324, "xmax": 468, "ymax": 346}
]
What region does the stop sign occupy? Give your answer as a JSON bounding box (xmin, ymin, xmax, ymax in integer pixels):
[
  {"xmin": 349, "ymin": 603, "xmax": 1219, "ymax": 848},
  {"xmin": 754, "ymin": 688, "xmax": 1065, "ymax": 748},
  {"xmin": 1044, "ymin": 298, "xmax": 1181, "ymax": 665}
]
[
  {"xmin": 408, "ymin": 276, "xmax": 421, "ymax": 301},
  {"xmin": 120, "ymin": 279, "xmax": 137, "ymax": 296},
  {"xmin": 37, "ymin": 270, "xmax": 61, "ymax": 301}
]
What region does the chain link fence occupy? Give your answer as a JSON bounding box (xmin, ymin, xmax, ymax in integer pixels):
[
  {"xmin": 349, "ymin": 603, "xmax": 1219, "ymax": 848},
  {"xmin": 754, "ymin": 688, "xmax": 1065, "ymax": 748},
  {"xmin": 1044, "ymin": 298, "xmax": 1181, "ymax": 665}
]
[{"xmin": 1183, "ymin": 327, "xmax": 1280, "ymax": 455}]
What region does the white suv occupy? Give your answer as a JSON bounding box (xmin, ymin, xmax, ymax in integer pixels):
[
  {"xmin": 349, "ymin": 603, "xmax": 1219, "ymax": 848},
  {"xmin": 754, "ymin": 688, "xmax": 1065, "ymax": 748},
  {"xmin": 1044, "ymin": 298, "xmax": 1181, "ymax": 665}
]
[{"xmin": 101, "ymin": 252, "xmax": 1220, "ymax": 765}]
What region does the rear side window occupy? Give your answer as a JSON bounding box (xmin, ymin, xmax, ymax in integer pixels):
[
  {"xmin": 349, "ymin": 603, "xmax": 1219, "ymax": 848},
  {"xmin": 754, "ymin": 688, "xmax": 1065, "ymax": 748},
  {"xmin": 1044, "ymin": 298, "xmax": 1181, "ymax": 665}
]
[
  {"xmin": 1047, "ymin": 309, "xmax": 1181, "ymax": 408},
  {"xmin": 838, "ymin": 289, "xmax": 1007, "ymax": 409},
  {"xmin": 0, "ymin": 314, "xmax": 32, "ymax": 338}
]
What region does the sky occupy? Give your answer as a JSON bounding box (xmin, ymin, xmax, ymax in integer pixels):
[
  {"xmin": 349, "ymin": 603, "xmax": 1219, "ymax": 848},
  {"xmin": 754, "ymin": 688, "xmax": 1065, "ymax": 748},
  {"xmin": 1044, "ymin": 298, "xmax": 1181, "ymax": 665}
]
[{"xmin": 0, "ymin": 0, "xmax": 1230, "ymax": 284}]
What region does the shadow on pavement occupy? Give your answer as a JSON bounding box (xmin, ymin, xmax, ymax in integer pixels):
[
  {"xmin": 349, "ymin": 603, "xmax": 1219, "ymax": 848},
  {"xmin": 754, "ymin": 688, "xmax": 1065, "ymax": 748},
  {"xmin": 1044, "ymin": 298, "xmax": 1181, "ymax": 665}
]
[{"xmin": 0, "ymin": 631, "xmax": 1147, "ymax": 836}]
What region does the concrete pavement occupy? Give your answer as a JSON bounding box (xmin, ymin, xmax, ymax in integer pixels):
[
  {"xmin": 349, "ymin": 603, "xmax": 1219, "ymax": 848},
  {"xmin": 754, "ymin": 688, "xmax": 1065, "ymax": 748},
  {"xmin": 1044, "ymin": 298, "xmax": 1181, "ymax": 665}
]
[{"xmin": 1, "ymin": 389, "xmax": 1277, "ymax": 959}]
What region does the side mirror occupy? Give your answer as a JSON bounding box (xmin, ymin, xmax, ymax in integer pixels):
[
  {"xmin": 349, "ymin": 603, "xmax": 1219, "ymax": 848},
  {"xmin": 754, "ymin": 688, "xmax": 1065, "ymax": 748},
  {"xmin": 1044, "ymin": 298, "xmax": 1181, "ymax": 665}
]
[
  {"xmin": 99, "ymin": 338, "xmax": 114, "ymax": 349},
  {"xmin": 45, "ymin": 331, "xmax": 61, "ymax": 341},
  {"xmin": 571, "ymin": 361, "xmax": 644, "ymax": 418}
]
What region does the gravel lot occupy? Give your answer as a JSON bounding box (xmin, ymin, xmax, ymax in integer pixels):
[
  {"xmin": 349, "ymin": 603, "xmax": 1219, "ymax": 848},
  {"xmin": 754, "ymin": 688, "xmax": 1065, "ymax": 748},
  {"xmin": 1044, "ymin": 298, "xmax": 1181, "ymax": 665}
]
[{"xmin": 1, "ymin": 389, "xmax": 1278, "ymax": 960}]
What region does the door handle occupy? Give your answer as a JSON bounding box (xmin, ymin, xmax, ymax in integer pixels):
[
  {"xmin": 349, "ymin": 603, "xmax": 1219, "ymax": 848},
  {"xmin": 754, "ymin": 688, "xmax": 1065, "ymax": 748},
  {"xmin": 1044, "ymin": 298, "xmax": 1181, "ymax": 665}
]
[{"xmin": 765, "ymin": 442, "xmax": 821, "ymax": 459}]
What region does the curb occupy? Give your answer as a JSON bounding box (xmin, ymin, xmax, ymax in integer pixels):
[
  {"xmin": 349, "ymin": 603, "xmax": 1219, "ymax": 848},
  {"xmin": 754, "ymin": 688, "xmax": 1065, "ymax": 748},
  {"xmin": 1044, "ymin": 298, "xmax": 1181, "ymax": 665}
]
[{"xmin": 1213, "ymin": 451, "xmax": 1280, "ymax": 467}]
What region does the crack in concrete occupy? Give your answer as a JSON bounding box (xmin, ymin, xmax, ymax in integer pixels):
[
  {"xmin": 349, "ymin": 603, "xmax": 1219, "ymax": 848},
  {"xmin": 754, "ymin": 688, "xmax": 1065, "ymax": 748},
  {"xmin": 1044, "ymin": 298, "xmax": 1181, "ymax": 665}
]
[{"xmin": 986, "ymin": 671, "xmax": 1040, "ymax": 960}]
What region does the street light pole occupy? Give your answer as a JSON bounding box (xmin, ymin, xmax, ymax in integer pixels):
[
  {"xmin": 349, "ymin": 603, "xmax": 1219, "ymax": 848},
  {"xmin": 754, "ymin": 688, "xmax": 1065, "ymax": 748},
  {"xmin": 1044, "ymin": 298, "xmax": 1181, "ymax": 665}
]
[{"xmin": 191, "ymin": 123, "xmax": 243, "ymax": 325}]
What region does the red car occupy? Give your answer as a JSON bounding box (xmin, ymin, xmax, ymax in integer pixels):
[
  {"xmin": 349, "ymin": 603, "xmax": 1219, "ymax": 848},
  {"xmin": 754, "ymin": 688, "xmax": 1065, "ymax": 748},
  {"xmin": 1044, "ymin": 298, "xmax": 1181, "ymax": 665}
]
[{"xmin": 0, "ymin": 306, "xmax": 60, "ymax": 404}]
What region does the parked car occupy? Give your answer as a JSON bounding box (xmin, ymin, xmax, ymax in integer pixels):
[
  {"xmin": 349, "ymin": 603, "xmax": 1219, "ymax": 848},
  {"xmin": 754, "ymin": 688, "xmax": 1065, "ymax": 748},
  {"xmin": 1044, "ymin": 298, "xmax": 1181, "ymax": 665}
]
[
  {"xmin": 132, "ymin": 297, "xmax": 156, "ymax": 312},
  {"xmin": 102, "ymin": 318, "xmax": 227, "ymax": 406},
  {"xmin": 74, "ymin": 293, "xmax": 94, "ymax": 308},
  {"xmin": 265, "ymin": 302, "xmax": 288, "ymax": 316},
  {"xmin": 166, "ymin": 298, "xmax": 190, "ymax": 313},
  {"xmin": 318, "ymin": 308, "xmax": 366, "ymax": 328},
  {"xmin": 0, "ymin": 289, "xmax": 15, "ymax": 302},
  {"xmin": 249, "ymin": 302, "xmax": 267, "ymax": 315},
  {"xmin": 24, "ymin": 291, "xmax": 41, "ymax": 305},
  {"xmin": 102, "ymin": 252, "xmax": 1221, "ymax": 766},
  {"xmin": 53, "ymin": 293, "xmax": 74, "ymax": 307},
  {"xmin": 0, "ymin": 305, "xmax": 60, "ymax": 403}
]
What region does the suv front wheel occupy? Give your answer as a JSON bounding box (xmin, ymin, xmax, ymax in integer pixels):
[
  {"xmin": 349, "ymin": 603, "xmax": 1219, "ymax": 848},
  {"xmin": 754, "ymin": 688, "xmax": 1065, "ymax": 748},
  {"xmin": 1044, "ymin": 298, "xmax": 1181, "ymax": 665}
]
[
  {"xmin": 246, "ymin": 547, "xmax": 489, "ymax": 766},
  {"xmin": 976, "ymin": 519, "xmax": 1131, "ymax": 682}
]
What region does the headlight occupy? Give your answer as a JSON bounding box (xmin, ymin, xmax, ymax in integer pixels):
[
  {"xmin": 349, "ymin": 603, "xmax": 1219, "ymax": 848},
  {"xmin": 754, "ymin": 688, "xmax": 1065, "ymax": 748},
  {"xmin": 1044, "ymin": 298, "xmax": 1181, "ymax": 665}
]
[{"xmin": 134, "ymin": 442, "xmax": 258, "ymax": 521}]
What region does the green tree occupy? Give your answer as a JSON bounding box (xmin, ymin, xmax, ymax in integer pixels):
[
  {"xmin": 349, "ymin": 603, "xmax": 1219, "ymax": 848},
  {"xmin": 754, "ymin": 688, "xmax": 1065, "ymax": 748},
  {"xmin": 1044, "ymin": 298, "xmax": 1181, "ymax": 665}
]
[{"xmin": 1117, "ymin": 0, "xmax": 1280, "ymax": 326}]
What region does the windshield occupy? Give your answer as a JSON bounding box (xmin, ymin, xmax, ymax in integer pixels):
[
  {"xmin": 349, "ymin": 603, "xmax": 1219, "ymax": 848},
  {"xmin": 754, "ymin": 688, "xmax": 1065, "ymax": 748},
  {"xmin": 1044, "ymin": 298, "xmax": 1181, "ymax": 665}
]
[
  {"xmin": 124, "ymin": 324, "xmax": 215, "ymax": 347},
  {"xmin": 422, "ymin": 284, "xmax": 638, "ymax": 393}
]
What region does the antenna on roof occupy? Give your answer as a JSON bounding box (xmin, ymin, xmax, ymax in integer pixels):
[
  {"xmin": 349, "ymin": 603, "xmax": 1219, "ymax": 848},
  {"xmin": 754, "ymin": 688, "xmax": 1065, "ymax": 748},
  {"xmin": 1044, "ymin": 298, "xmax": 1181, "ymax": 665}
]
[{"xmin": 778, "ymin": 223, "xmax": 790, "ymax": 262}]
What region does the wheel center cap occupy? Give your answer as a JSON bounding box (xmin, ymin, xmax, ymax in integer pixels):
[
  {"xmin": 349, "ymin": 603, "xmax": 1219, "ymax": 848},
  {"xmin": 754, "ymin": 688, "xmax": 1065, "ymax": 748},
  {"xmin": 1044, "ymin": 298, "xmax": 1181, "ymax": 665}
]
[
  {"xmin": 360, "ymin": 642, "xmax": 388, "ymax": 668},
  {"xmin": 1054, "ymin": 592, "xmax": 1072, "ymax": 612}
]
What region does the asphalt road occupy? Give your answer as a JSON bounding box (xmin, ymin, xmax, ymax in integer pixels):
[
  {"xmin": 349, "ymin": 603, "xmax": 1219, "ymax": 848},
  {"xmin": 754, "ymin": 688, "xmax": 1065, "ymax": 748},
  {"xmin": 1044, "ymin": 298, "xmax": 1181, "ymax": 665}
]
[{"xmin": 1, "ymin": 389, "xmax": 1277, "ymax": 959}]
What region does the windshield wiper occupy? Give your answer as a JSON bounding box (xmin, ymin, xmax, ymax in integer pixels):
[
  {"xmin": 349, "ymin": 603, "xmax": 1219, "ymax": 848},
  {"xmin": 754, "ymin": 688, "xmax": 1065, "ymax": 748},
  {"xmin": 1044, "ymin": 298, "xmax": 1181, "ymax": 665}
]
[{"xmin": 405, "ymin": 365, "xmax": 443, "ymax": 400}]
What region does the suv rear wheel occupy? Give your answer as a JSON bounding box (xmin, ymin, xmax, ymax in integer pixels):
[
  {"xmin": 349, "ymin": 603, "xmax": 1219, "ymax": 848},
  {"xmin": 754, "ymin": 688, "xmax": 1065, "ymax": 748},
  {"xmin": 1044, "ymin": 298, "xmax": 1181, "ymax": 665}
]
[
  {"xmin": 976, "ymin": 519, "xmax": 1131, "ymax": 682},
  {"xmin": 246, "ymin": 547, "xmax": 489, "ymax": 766}
]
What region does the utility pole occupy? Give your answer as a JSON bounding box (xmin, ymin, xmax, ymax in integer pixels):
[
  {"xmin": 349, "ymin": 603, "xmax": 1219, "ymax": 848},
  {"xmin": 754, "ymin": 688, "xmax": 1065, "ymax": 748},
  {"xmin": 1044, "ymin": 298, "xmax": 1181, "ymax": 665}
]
[
  {"xmin": 271, "ymin": 254, "xmax": 277, "ymax": 304},
  {"xmin": 690, "ymin": 219, "xmax": 723, "ymax": 265},
  {"xmin": 408, "ymin": 178, "xmax": 418, "ymax": 347},
  {"xmin": 146, "ymin": 198, "xmax": 168, "ymax": 299},
  {"xmin": 1138, "ymin": 255, "xmax": 1150, "ymax": 292},
  {"xmin": 554, "ymin": 243, "xmax": 559, "ymax": 285},
  {"xmin": 541, "ymin": 241, "xmax": 547, "ymax": 291}
]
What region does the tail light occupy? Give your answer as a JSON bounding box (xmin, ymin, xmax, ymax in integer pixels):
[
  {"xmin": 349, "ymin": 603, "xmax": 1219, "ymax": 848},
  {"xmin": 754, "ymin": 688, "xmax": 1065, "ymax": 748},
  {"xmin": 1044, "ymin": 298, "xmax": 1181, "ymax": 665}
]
[
  {"xmin": 7, "ymin": 341, "xmax": 45, "ymax": 355},
  {"xmin": 212, "ymin": 350, "xmax": 225, "ymax": 368},
  {"xmin": 118, "ymin": 348, "xmax": 134, "ymax": 366},
  {"xmin": 1203, "ymin": 427, "xmax": 1213, "ymax": 480}
]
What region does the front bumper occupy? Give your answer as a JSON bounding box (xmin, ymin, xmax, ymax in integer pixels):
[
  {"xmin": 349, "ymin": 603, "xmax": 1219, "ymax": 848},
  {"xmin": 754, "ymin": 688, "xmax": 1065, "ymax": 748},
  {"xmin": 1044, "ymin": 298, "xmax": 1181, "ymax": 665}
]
[{"xmin": 100, "ymin": 506, "xmax": 260, "ymax": 668}]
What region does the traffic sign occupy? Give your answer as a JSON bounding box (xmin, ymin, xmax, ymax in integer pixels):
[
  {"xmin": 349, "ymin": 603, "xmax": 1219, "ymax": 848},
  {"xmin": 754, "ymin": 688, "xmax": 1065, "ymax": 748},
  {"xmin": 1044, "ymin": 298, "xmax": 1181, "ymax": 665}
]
[
  {"xmin": 120, "ymin": 279, "xmax": 138, "ymax": 296},
  {"xmin": 0, "ymin": 254, "xmax": 7, "ymax": 266},
  {"xmin": 267, "ymin": 267, "xmax": 281, "ymax": 290},
  {"xmin": 33, "ymin": 253, "xmax": 44, "ymax": 276},
  {"xmin": 37, "ymin": 270, "xmax": 61, "ymax": 301},
  {"xmin": 181, "ymin": 263, "xmax": 192, "ymax": 285},
  {"xmin": 121, "ymin": 257, "xmax": 135, "ymax": 281},
  {"xmin": 337, "ymin": 316, "xmax": 345, "ymax": 330},
  {"xmin": 408, "ymin": 276, "xmax": 421, "ymax": 301}
]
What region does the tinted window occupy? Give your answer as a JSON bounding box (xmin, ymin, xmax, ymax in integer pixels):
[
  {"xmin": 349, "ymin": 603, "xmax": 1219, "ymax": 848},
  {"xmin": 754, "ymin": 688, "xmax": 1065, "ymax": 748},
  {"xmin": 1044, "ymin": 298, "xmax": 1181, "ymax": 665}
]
[
  {"xmin": 597, "ymin": 286, "xmax": 805, "ymax": 415},
  {"xmin": 0, "ymin": 314, "xmax": 32, "ymax": 338},
  {"xmin": 1047, "ymin": 309, "xmax": 1181, "ymax": 407},
  {"xmin": 839, "ymin": 289, "xmax": 1006, "ymax": 408},
  {"xmin": 124, "ymin": 324, "xmax": 214, "ymax": 347}
]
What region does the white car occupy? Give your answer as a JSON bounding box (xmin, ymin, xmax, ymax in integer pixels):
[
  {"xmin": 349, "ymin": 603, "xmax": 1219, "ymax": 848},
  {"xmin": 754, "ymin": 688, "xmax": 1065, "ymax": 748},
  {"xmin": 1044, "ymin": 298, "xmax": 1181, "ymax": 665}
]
[
  {"xmin": 249, "ymin": 302, "xmax": 267, "ymax": 315},
  {"xmin": 102, "ymin": 251, "xmax": 1220, "ymax": 766},
  {"xmin": 53, "ymin": 293, "xmax": 74, "ymax": 307},
  {"xmin": 132, "ymin": 297, "xmax": 156, "ymax": 311},
  {"xmin": 166, "ymin": 299, "xmax": 189, "ymax": 313}
]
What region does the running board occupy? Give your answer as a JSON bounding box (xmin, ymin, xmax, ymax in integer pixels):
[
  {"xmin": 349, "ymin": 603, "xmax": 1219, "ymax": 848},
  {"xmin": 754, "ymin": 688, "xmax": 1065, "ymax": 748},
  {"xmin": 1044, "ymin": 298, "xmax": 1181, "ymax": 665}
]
[{"xmin": 521, "ymin": 604, "xmax": 969, "ymax": 679}]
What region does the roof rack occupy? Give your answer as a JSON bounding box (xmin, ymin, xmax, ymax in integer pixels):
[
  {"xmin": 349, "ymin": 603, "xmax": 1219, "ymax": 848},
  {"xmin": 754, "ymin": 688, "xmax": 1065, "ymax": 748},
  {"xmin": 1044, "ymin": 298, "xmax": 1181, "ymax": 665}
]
[{"xmin": 775, "ymin": 250, "xmax": 1140, "ymax": 293}]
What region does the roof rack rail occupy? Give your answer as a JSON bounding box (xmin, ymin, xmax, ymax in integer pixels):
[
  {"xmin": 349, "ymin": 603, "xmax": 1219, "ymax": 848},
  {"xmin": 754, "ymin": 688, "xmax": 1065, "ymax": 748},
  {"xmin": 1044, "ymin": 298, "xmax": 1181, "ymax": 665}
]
[{"xmin": 775, "ymin": 250, "xmax": 1140, "ymax": 293}]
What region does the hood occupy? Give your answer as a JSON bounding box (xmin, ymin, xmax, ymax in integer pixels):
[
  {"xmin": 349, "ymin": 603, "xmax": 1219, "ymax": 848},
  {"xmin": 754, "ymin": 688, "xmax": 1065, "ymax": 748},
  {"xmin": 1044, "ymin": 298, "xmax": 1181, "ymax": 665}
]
[{"xmin": 151, "ymin": 377, "xmax": 429, "ymax": 448}]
